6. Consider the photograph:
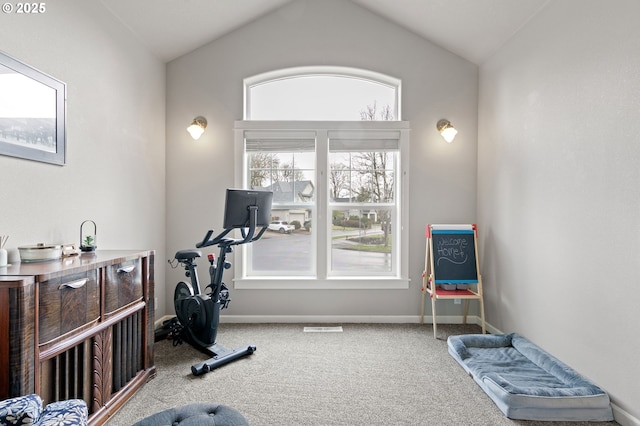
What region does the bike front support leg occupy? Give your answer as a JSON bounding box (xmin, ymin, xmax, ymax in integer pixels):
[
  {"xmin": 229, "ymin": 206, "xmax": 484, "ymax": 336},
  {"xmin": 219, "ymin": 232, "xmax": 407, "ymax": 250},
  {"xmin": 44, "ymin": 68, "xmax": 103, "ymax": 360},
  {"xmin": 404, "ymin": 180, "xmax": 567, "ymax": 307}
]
[{"xmin": 191, "ymin": 344, "xmax": 257, "ymax": 376}]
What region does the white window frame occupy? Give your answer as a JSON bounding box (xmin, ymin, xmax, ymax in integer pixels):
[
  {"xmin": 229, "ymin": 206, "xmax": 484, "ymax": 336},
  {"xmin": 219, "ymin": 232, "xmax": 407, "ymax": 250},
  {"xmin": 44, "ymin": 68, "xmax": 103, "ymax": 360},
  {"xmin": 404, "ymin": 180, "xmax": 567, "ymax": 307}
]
[{"xmin": 233, "ymin": 120, "xmax": 410, "ymax": 290}]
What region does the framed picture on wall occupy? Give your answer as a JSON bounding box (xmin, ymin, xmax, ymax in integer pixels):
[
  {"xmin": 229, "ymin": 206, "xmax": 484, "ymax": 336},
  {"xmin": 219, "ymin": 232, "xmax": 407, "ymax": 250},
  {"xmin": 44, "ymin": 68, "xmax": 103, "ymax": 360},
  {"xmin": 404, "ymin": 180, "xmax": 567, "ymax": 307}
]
[{"xmin": 0, "ymin": 50, "xmax": 66, "ymax": 166}]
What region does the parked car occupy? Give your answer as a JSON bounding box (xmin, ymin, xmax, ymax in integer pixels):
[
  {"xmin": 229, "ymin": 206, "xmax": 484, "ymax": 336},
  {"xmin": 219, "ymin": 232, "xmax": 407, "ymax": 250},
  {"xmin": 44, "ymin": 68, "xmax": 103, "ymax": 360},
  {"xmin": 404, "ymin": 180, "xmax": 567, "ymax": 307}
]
[{"xmin": 268, "ymin": 220, "xmax": 295, "ymax": 233}]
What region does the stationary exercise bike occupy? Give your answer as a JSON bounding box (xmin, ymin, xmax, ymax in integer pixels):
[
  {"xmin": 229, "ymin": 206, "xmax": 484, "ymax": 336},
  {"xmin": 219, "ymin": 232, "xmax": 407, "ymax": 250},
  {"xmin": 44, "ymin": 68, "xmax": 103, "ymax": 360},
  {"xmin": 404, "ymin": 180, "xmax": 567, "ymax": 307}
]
[{"xmin": 169, "ymin": 189, "xmax": 273, "ymax": 376}]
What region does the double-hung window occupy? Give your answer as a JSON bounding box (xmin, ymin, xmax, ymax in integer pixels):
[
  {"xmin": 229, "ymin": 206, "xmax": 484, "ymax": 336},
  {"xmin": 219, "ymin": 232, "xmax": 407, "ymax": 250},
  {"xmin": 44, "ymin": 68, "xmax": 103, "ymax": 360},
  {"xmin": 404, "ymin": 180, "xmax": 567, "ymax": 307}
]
[{"xmin": 234, "ymin": 121, "xmax": 409, "ymax": 289}]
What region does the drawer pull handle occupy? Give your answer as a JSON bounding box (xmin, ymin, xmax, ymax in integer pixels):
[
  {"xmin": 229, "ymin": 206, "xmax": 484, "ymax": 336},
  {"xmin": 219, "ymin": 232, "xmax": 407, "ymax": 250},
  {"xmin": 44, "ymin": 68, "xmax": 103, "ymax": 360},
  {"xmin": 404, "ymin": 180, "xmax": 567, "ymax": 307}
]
[
  {"xmin": 59, "ymin": 278, "xmax": 87, "ymax": 290},
  {"xmin": 118, "ymin": 265, "xmax": 136, "ymax": 274}
]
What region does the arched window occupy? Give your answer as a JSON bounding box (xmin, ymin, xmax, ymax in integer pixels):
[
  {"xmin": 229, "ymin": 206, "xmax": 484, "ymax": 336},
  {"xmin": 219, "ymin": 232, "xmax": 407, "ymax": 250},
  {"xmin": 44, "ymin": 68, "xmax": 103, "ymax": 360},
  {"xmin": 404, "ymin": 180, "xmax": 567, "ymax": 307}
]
[
  {"xmin": 235, "ymin": 67, "xmax": 409, "ymax": 289},
  {"xmin": 244, "ymin": 66, "xmax": 401, "ymax": 121}
]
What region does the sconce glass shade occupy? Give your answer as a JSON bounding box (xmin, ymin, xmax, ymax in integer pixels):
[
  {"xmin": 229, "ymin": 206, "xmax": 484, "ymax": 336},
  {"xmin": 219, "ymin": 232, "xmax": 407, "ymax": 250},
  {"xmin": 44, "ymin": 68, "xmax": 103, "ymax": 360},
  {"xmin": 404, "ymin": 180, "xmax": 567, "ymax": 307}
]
[
  {"xmin": 187, "ymin": 116, "xmax": 207, "ymax": 140},
  {"xmin": 437, "ymin": 119, "xmax": 458, "ymax": 143}
]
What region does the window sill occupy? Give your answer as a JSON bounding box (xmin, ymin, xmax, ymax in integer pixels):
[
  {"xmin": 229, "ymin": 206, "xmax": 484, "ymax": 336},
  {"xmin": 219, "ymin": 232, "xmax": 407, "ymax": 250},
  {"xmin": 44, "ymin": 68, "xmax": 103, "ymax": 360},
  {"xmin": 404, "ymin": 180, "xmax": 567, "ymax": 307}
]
[{"xmin": 233, "ymin": 277, "xmax": 410, "ymax": 290}]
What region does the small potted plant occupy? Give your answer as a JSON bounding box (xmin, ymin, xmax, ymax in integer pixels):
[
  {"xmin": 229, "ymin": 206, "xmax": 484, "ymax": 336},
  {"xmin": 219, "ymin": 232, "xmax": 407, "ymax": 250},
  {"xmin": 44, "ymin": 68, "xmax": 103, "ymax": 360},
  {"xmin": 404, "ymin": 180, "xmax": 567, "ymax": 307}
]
[
  {"xmin": 80, "ymin": 220, "xmax": 97, "ymax": 252},
  {"xmin": 81, "ymin": 235, "xmax": 96, "ymax": 252}
]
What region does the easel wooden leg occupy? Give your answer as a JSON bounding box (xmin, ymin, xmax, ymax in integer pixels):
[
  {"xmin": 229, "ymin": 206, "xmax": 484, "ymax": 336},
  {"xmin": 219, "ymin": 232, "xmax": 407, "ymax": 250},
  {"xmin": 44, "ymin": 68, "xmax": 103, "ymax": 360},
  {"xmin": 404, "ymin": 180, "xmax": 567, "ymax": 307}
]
[
  {"xmin": 431, "ymin": 294, "xmax": 437, "ymax": 338},
  {"xmin": 420, "ymin": 291, "xmax": 426, "ymax": 324},
  {"xmin": 462, "ymin": 299, "xmax": 470, "ymax": 325},
  {"xmin": 479, "ymin": 298, "xmax": 486, "ymax": 334}
]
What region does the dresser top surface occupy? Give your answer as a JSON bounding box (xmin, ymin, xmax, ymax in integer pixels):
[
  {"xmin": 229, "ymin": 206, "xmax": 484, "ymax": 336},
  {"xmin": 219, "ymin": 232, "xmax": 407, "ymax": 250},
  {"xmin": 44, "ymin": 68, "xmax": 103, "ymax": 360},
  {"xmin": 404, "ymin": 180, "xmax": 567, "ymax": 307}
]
[{"xmin": 0, "ymin": 250, "xmax": 154, "ymax": 280}]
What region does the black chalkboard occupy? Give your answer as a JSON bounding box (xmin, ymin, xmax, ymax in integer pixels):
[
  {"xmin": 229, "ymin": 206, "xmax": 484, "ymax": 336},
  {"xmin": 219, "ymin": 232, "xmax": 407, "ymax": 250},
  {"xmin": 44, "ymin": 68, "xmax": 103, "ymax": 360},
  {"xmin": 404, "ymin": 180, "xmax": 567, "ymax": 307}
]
[{"xmin": 431, "ymin": 229, "xmax": 478, "ymax": 283}]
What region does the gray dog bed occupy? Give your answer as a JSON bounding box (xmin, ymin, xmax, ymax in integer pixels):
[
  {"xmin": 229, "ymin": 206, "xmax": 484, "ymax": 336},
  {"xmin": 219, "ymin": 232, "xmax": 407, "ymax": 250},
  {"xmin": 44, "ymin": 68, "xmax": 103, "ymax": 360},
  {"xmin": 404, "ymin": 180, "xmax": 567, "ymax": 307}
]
[
  {"xmin": 448, "ymin": 333, "xmax": 614, "ymax": 421},
  {"xmin": 132, "ymin": 403, "xmax": 249, "ymax": 426}
]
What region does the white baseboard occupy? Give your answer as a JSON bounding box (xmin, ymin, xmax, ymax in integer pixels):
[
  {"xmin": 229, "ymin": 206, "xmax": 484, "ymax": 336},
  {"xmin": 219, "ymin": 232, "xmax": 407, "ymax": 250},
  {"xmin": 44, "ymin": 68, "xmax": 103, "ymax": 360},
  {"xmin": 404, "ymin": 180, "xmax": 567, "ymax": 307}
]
[
  {"xmin": 220, "ymin": 314, "xmax": 420, "ymax": 324},
  {"xmin": 219, "ymin": 314, "xmax": 499, "ymax": 331},
  {"xmin": 161, "ymin": 313, "xmax": 501, "ymax": 331},
  {"xmin": 611, "ymin": 403, "xmax": 640, "ymax": 426}
]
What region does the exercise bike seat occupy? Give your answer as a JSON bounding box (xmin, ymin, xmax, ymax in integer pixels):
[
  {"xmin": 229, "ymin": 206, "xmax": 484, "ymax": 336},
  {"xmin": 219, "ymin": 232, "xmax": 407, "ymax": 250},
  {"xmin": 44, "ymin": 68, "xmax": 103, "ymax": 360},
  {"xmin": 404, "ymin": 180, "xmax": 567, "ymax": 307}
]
[{"xmin": 175, "ymin": 249, "xmax": 202, "ymax": 261}]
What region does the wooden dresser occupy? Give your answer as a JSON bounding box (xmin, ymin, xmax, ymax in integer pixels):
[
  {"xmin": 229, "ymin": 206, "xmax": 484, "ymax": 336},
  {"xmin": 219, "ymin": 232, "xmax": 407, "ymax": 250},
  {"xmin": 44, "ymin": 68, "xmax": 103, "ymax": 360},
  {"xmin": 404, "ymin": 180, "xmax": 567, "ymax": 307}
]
[{"xmin": 0, "ymin": 250, "xmax": 155, "ymax": 425}]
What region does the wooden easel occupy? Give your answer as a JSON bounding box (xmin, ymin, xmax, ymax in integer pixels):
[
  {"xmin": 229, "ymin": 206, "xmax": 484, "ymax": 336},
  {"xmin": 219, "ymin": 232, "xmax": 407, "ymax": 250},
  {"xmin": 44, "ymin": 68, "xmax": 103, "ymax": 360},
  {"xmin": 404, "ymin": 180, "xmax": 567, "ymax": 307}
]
[{"xmin": 420, "ymin": 224, "xmax": 486, "ymax": 338}]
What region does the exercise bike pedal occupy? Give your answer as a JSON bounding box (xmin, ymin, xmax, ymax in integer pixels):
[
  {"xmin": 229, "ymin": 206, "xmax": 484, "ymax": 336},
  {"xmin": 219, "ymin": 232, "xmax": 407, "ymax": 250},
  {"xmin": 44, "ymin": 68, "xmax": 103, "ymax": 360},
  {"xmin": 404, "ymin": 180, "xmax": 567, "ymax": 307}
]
[{"xmin": 191, "ymin": 343, "xmax": 257, "ymax": 376}]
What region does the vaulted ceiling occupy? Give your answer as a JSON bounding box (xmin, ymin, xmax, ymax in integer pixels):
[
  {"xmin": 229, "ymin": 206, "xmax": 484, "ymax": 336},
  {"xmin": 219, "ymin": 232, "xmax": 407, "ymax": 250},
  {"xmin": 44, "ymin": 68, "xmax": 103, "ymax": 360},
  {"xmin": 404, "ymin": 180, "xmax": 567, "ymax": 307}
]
[{"xmin": 100, "ymin": 0, "xmax": 550, "ymax": 64}]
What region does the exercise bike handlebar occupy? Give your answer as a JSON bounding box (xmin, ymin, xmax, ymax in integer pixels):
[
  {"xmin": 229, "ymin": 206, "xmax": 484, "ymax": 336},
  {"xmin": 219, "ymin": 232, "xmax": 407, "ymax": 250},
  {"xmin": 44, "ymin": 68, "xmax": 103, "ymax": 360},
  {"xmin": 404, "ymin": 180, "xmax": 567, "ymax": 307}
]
[{"xmin": 196, "ymin": 206, "xmax": 268, "ymax": 248}]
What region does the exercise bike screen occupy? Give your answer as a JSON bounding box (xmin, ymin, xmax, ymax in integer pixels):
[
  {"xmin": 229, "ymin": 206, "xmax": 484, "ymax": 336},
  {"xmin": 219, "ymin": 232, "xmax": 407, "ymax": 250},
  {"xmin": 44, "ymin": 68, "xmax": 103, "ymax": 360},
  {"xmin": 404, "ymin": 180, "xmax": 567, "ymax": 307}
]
[{"xmin": 223, "ymin": 189, "xmax": 273, "ymax": 229}]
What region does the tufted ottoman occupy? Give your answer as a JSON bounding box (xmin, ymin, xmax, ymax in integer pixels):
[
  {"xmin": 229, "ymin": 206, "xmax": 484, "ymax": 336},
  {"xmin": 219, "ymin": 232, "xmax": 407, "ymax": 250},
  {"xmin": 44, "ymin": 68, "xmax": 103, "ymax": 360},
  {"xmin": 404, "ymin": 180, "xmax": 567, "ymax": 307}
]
[{"xmin": 132, "ymin": 403, "xmax": 250, "ymax": 426}]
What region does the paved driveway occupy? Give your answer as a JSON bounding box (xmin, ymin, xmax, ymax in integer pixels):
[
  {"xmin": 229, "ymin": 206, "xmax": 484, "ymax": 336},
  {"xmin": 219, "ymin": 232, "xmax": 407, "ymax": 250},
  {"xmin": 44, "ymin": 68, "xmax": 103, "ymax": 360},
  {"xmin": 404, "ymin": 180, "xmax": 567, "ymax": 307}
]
[{"xmin": 252, "ymin": 231, "xmax": 391, "ymax": 273}]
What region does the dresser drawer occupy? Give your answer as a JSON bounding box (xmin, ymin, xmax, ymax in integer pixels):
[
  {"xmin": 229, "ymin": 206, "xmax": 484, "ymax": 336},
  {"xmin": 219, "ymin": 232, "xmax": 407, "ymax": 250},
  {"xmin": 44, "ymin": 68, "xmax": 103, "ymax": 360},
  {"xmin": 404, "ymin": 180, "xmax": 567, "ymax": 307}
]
[
  {"xmin": 39, "ymin": 270, "xmax": 99, "ymax": 345},
  {"xmin": 104, "ymin": 259, "xmax": 143, "ymax": 314}
]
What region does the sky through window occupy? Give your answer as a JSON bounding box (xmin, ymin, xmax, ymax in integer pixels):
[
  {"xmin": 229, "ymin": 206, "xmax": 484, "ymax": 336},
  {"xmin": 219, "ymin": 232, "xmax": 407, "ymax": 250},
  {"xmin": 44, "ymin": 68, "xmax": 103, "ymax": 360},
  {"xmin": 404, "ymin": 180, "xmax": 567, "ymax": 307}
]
[{"xmin": 246, "ymin": 68, "xmax": 399, "ymax": 120}]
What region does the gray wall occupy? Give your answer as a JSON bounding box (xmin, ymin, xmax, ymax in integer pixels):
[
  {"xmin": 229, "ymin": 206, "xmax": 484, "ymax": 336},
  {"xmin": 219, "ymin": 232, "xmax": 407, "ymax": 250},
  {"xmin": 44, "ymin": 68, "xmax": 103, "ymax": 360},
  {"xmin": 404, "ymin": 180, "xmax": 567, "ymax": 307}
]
[
  {"xmin": 477, "ymin": 0, "xmax": 640, "ymax": 421},
  {"xmin": 165, "ymin": 0, "xmax": 478, "ymax": 320},
  {"xmin": 0, "ymin": 1, "xmax": 167, "ymax": 311}
]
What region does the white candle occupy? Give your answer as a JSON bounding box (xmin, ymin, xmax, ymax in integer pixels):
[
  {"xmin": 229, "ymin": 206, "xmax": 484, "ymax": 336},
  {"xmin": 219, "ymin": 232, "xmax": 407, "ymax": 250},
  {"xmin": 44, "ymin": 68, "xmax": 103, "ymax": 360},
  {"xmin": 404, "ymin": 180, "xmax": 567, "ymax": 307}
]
[{"xmin": 0, "ymin": 248, "xmax": 7, "ymax": 267}]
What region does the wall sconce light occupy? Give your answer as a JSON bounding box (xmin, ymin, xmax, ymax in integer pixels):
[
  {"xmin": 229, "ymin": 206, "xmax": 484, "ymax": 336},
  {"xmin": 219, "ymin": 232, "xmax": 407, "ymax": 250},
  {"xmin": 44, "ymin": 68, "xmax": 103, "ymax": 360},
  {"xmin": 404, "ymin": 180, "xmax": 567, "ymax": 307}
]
[
  {"xmin": 437, "ymin": 119, "xmax": 458, "ymax": 143},
  {"xmin": 187, "ymin": 116, "xmax": 207, "ymax": 140}
]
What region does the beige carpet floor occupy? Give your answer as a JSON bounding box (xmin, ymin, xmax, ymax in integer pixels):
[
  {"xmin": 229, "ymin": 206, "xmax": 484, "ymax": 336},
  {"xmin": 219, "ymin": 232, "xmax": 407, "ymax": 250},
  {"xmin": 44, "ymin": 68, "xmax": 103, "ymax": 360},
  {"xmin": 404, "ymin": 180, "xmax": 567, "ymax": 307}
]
[{"xmin": 106, "ymin": 323, "xmax": 617, "ymax": 426}]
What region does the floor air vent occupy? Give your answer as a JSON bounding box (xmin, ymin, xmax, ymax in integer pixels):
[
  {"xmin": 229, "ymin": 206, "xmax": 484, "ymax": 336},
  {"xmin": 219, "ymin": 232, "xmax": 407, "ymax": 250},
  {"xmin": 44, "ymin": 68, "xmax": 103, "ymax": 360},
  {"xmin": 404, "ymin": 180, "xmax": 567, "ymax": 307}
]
[{"xmin": 303, "ymin": 326, "xmax": 343, "ymax": 332}]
